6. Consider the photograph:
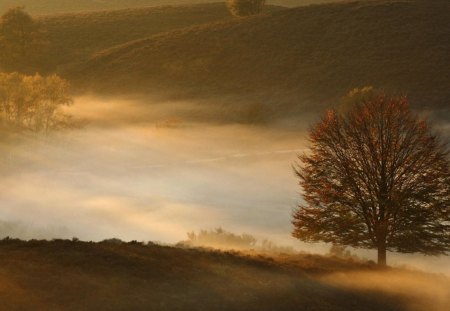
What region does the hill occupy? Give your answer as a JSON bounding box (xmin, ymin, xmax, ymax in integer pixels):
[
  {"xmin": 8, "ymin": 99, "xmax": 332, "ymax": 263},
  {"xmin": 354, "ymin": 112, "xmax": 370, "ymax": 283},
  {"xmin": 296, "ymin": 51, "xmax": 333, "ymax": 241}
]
[
  {"xmin": 0, "ymin": 1, "xmax": 332, "ymax": 15},
  {"xmin": 0, "ymin": 239, "xmax": 448, "ymax": 311},
  {"xmin": 36, "ymin": 3, "xmax": 235, "ymax": 72},
  {"xmin": 71, "ymin": 0, "xmax": 450, "ymax": 112},
  {"xmin": 0, "ymin": 1, "xmax": 213, "ymax": 15}
]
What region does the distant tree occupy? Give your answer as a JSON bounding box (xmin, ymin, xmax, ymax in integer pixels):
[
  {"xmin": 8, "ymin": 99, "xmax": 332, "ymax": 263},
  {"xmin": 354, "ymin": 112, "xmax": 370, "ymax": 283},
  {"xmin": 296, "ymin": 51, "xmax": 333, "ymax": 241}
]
[
  {"xmin": 0, "ymin": 7, "xmax": 47, "ymax": 72},
  {"xmin": 227, "ymin": 0, "xmax": 266, "ymax": 17},
  {"xmin": 0, "ymin": 72, "xmax": 72, "ymax": 132},
  {"xmin": 293, "ymin": 94, "xmax": 450, "ymax": 266}
]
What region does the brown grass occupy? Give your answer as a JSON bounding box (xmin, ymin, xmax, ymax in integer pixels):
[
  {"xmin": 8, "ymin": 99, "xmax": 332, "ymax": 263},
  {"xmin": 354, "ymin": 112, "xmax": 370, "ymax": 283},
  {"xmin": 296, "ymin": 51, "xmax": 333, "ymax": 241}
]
[{"xmin": 0, "ymin": 238, "xmax": 447, "ymax": 310}]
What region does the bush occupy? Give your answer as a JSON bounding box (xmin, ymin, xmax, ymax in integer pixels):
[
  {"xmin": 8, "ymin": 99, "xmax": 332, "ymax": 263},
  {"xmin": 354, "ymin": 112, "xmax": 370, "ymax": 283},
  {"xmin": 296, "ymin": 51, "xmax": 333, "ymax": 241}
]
[
  {"xmin": 227, "ymin": 0, "xmax": 266, "ymax": 17},
  {"xmin": 182, "ymin": 228, "xmax": 297, "ymax": 255},
  {"xmin": 101, "ymin": 238, "xmax": 124, "ymax": 245},
  {"xmin": 185, "ymin": 228, "xmax": 257, "ymax": 250}
]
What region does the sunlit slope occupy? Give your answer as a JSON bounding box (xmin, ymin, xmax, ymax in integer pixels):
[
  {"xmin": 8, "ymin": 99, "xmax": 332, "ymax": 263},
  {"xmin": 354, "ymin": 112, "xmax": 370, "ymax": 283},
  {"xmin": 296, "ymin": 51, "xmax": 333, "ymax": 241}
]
[
  {"xmin": 73, "ymin": 0, "xmax": 450, "ymax": 109},
  {"xmin": 37, "ymin": 3, "xmax": 238, "ymax": 71},
  {"xmin": 2, "ymin": 239, "xmax": 445, "ymax": 311}
]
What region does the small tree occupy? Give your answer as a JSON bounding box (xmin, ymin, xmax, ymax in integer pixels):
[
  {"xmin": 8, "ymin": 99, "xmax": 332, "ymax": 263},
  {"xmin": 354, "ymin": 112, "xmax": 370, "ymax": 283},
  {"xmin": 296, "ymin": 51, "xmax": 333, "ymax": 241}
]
[
  {"xmin": 0, "ymin": 72, "xmax": 72, "ymax": 132},
  {"xmin": 293, "ymin": 94, "xmax": 450, "ymax": 266},
  {"xmin": 0, "ymin": 7, "xmax": 47, "ymax": 72},
  {"xmin": 227, "ymin": 0, "xmax": 266, "ymax": 17}
]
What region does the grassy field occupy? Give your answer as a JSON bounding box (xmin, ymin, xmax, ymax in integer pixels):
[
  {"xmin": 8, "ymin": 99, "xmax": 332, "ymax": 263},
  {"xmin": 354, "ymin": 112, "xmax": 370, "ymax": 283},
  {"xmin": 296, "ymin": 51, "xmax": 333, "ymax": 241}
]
[
  {"xmin": 69, "ymin": 0, "xmax": 449, "ymax": 112},
  {"xmin": 0, "ymin": 239, "xmax": 448, "ymax": 311}
]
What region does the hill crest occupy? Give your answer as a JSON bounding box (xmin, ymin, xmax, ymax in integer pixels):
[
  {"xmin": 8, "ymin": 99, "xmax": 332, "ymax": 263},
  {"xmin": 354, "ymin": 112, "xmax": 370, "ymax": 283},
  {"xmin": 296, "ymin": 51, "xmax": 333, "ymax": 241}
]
[{"xmin": 70, "ymin": 0, "xmax": 450, "ymax": 111}]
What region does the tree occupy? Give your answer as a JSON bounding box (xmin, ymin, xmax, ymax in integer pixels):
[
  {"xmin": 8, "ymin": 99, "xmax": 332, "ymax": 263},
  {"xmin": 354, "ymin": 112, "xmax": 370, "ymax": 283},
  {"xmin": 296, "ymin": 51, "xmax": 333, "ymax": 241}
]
[
  {"xmin": 227, "ymin": 0, "xmax": 266, "ymax": 17},
  {"xmin": 292, "ymin": 94, "xmax": 450, "ymax": 266},
  {"xmin": 0, "ymin": 72, "xmax": 72, "ymax": 132},
  {"xmin": 0, "ymin": 7, "xmax": 47, "ymax": 72}
]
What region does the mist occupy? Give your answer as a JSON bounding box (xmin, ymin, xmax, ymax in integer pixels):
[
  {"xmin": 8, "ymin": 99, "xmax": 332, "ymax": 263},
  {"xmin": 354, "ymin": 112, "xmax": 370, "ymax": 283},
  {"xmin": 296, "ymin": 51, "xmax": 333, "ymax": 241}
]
[
  {"xmin": 321, "ymin": 270, "xmax": 450, "ymax": 311},
  {"xmin": 1, "ymin": 95, "xmax": 449, "ymax": 275},
  {"xmin": 1, "ymin": 95, "xmax": 304, "ymax": 240}
]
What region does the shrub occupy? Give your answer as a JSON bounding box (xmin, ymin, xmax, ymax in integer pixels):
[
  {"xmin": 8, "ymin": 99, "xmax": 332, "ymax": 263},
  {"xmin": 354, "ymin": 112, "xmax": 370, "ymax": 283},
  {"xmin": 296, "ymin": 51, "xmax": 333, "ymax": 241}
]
[{"xmin": 227, "ymin": 0, "xmax": 266, "ymax": 17}]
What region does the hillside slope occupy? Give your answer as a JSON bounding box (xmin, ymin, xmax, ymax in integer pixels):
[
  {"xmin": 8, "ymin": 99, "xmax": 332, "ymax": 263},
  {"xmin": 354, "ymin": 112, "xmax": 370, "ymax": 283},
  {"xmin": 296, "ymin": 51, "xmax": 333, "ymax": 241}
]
[
  {"xmin": 72, "ymin": 0, "xmax": 450, "ymax": 110},
  {"xmin": 1, "ymin": 239, "xmax": 448, "ymax": 311},
  {"xmin": 0, "ymin": 1, "xmax": 331, "ymax": 15},
  {"xmin": 36, "ymin": 3, "xmax": 235, "ymax": 71},
  {"xmin": 1, "ymin": 1, "xmax": 213, "ymax": 15}
]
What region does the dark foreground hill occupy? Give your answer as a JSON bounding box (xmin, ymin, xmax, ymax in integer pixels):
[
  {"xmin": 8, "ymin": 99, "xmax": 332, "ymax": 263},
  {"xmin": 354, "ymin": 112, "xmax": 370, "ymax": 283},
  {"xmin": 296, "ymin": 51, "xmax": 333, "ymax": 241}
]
[
  {"xmin": 0, "ymin": 239, "xmax": 448, "ymax": 311},
  {"xmin": 71, "ymin": 0, "xmax": 450, "ymax": 112}
]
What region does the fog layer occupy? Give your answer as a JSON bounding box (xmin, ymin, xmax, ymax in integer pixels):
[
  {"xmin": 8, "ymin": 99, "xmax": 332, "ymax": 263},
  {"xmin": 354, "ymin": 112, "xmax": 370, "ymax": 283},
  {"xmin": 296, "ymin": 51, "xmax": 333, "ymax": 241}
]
[
  {"xmin": 0, "ymin": 95, "xmax": 448, "ymax": 274},
  {"xmin": 1, "ymin": 96, "xmax": 304, "ymax": 241}
]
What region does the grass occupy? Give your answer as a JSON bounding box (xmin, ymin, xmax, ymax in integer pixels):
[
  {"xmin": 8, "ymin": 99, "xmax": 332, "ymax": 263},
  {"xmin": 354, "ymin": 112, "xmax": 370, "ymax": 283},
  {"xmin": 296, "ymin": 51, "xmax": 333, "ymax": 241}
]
[
  {"xmin": 1, "ymin": 238, "xmax": 446, "ymax": 311},
  {"xmin": 68, "ymin": 0, "xmax": 450, "ymax": 112}
]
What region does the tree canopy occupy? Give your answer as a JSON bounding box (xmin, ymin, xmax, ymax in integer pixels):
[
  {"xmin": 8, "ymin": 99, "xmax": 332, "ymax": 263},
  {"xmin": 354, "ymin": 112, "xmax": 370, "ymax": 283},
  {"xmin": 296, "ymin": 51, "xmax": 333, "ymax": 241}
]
[
  {"xmin": 293, "ymin": 94, "xmax": 450, "ymax": 265},
  {"xmin": 0, "ymin": 72, "xmax": 72, "ymax": 133},
  {"xmin": 0, "ymin": 7, "xmax": 47, "ymax": 72}
]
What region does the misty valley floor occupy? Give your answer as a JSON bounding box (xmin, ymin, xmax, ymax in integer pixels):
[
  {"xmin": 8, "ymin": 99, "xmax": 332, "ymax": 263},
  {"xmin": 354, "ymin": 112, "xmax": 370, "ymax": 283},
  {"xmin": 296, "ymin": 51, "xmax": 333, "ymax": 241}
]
[{"xmin": 0, "ymin": 240, "xmax": 448, "ymax": 311}]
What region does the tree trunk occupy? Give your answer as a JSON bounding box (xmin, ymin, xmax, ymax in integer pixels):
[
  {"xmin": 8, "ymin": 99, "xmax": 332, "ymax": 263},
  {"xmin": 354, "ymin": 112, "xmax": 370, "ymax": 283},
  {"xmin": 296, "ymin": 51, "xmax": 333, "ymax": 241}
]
[
  {"xmin": 376, "ymin": 221, "xmax": 388, "ymax": 266},
  {"xmin": 377, "ymin": 242, "xmax": 387, "ymax": 266}
]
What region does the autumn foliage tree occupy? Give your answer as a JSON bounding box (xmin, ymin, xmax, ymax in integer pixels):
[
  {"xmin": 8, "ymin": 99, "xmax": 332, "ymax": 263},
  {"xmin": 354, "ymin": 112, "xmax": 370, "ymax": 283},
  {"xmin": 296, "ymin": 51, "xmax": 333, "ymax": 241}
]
[
  {"xmin": 0, "ymin": 72, "xmax": 72, "ymax": 133},
  {"xmin": 227, "ymin": 0, "xmax": 266, "ymax": 17},
  {"xmin": 293, "ymin": 94, "xmax": 450, "ymax": 266}
]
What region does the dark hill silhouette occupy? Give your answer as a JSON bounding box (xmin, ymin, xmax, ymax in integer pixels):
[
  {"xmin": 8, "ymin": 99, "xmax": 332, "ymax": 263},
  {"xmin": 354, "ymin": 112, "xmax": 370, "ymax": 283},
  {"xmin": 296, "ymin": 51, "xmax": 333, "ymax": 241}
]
[
  {"xmin": 70, "ymin": 0, "xmax": 450, "ymax": 111},
  {"xmin": 1, "ymin": 238, "xmax": 446, "ymax": 311}
]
